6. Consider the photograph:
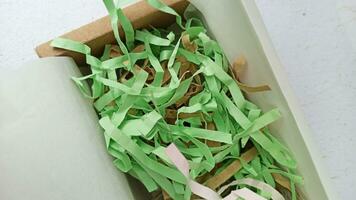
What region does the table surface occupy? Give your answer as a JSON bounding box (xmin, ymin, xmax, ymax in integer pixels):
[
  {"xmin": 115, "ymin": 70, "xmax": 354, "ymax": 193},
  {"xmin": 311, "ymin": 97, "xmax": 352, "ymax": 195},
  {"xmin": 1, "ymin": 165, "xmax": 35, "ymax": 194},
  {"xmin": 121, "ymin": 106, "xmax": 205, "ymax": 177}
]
[{"xmin": 1, "ymin": 0, "xmax": 355, "ymax": 199}]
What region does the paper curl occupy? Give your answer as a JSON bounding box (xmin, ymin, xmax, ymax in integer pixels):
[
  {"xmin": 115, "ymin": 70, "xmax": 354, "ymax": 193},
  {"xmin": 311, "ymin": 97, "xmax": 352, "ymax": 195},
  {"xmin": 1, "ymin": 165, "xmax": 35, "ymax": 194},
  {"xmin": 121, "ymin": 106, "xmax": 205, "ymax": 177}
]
[{"xmin": 165, "ymin": 143, "xmax": 284, "ymax": 200}]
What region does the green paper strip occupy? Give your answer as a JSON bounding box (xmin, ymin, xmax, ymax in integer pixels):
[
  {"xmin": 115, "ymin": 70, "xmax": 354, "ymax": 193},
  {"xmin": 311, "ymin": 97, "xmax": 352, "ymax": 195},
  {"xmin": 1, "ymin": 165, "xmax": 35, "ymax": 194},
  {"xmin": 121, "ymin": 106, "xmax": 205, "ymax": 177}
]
[
  {"xmin": 51, "ymin": 37, "xmax": 90, "ymax": 54},
  {"xmin": 171, "ymin": 125, "xmax": 232, "ymax": 144},
  {"xmin": 120, "ymin": 110, "xmax": 162, "ymax": 136},
  {"xmin": 100, "ymin": 116, "xmax": 186, "ymax": 184},
  {"xmin": 146, "ymin": 0, "xmax": 184, "ymax": 29}
]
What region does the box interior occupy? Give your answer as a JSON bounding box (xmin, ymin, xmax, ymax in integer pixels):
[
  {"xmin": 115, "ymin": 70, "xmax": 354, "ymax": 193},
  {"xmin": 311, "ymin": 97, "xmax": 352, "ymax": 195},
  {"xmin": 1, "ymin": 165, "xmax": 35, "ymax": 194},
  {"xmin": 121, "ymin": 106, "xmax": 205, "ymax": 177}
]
[{"xmin": 35, "ymin": 0, "xmax": 333, "ymax": 199}]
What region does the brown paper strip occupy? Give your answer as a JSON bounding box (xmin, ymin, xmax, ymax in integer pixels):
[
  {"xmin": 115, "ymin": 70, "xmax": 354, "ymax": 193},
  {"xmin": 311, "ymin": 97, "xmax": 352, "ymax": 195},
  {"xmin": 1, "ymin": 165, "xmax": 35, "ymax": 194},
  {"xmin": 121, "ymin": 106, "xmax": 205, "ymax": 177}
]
[
  {"xmin": 232, "ymin": 56, "xmax": 247, "ymax": 79},
  {"xmin": 175, "ymin": 83, "xmax": 203, "ymax": 107},
  {"xmin": 237, "ymin": 82, "xmax": 271, "ymax": 93},
  {"xmin": 165, "ymin": 109, "xmax": 203, "ymax": 119},
  {"xmin": 206, "ymin": 122, "xmax": 221, "ymax": 147},
  {"xmin": 272, "ymin": 173, "xmax": 291, "ymax": 191},
  {"xmin": 204, "ymin": 147, "xmax": 258, "ymax": 190},
  {"xmin": 274, "ymin": 174, "xmax": 307, "ymax": 200},
  {"xmin": 162, "ymin": 190, "xmax": 172, "ymax": 200},
  {"xmin": 109, "ymin": 45, "xmax": 122, "ymax": 58},
  {"xmin": 231, "ymin": 56, "xmax": 271, "ymax": 93},
  {"xmin": 182, "ymin": 34, "xmax": 197, "ymax": 52},
  {"xmin": 161, "ymin": 61, "xmax": 171, "ymax": 85},
  {"xmin": 132, "ymin": 44, "xmax": 145, "ymax": 53}
]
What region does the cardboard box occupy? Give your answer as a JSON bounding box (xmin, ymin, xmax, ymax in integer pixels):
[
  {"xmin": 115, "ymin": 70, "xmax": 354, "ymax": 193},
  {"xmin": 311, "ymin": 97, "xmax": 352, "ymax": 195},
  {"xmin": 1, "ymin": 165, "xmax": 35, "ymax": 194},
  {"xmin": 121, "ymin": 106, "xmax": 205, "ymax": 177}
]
[{"xmin": 36, "ymin": 0, "xmax": 336, "ymax": 199}]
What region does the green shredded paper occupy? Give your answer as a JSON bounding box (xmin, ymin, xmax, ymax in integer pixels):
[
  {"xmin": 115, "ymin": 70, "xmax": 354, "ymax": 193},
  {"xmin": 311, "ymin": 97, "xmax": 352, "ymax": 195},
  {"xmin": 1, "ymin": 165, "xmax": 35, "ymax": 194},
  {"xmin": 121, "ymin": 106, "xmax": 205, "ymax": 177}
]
[{"xmin": 50, "ymin": 0, "xmax": 302, "ymax": 199}]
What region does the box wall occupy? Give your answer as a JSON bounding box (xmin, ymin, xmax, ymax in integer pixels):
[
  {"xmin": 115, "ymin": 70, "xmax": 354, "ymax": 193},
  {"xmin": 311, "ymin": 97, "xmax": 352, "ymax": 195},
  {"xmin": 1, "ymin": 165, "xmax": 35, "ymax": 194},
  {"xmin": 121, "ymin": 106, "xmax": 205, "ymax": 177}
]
[
  {"xmin": 188, "ymin": 0, "xmax": 335, "ymax": 199},
  {"xmin": 35, "ymin": 0, "xmax": 189, "ymax": 65}
]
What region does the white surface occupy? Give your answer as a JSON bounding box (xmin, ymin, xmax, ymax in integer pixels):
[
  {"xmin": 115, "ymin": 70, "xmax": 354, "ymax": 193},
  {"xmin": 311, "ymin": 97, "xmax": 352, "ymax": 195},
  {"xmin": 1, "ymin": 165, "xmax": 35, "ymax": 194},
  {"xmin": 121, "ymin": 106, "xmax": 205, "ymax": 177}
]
[
  {"xmin": 0, "ymin": 0, "xmax": 355, "ymax": 199},
  {"xmin": 0, "ymin": 57, "xmax": 134, "ymax": 200},
  {"xmin": 254, "ymin": 1, "xmax": 356, "ymax": 199}
]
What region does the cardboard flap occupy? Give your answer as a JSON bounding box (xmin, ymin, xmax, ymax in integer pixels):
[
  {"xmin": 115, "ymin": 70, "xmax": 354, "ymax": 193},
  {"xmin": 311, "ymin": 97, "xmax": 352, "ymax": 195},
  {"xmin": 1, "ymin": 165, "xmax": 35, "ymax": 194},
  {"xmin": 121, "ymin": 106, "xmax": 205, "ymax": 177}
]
[{"xmin": 35, "ymin": 0, "xmax": 189, "ymax": 65}]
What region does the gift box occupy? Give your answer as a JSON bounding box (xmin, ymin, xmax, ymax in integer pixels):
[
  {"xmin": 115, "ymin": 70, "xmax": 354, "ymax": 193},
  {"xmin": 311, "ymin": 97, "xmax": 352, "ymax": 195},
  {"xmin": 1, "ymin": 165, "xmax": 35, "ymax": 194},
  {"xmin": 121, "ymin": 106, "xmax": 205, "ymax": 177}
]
[{"xmin": 35, "ymin": 0, "xmax": 336, "ymax": 199}]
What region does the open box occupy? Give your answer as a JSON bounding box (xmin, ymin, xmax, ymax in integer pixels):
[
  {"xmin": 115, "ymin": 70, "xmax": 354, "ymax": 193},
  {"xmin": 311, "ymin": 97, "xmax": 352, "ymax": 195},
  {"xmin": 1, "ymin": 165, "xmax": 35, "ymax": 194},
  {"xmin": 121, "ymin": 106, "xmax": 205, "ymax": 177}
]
[{"xmin": 36, "ymin": 0, "xmax": 336, "ymax": 199}]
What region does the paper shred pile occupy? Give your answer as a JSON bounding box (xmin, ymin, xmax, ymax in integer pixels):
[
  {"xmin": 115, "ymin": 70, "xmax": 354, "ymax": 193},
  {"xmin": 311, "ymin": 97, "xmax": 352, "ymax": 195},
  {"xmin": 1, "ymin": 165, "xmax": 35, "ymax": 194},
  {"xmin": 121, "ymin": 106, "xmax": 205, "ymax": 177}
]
[{"xmin": 50, "ymin": 0, "xmax": 303, "ymax": 199}]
